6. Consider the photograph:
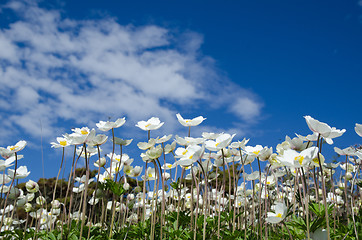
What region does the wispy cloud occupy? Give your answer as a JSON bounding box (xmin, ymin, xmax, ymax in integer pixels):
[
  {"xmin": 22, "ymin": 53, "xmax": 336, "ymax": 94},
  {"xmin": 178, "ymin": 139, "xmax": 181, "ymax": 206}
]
[{"xmin": 0, "ymin": 0, "xmax": 263, "ymax": 144}]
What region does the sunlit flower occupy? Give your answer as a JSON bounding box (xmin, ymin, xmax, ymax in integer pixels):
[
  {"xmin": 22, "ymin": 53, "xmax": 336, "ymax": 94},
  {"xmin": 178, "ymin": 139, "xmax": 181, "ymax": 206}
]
[
  {"xmin": 202, "ymin": 132, "xmax": 220, "ymax": 140},
  {"xmin": 143, "ymin": 167, "xmax": 157, "ymax": 180},
  {"xmin": 164, "ymin": 141, "xmax": 176, "ymax": 154},
  {"xmin": 334, "ymin": 146, "xmax": 356, "ymax": 156},
  {"xmin": 94, "ymin": 157, "xmax": 107, "ymax": 168},
  {"xmin": 68, "ymin": 127, "xmax": 96, "ymax": 145},
  {"xmin": 205, "ymin": 133, "xmax": 235, "ymax": 151},
  {"xmin": 131, "ymin": 166, "xmax": 143, "ymax": 177},
  {"xmin": 230, "ymin": 138, "xmax": 250, "ymax": 149},
  {"xmin": 8, "ymin": 166, "xmax": 30, "ymax": 179},
  {"xmin": 0, "ymin": 155, "xmax": 19, "ymax": 171},
  {"xmin": 145, "ymin": 145, "xmax": 163, "ymax": 160},
  {"xmin": 304, "ymin": 116, "xmax": 346, "ymax": 144},
  {"xmin": 285, "ymin": 135, "xmax": 309, "ymax": 151},
  {"xmin": 176, "ymin": 113, "xmax": 206, "ymax": 127},
  {"xmin": 265, "ymin": 202, "xmax": 288, "ymax": 224},
  {"xmin": 176, "ymin": 144, "xmax": 205, "ymax": 167},
  {"xmin": 96, "ymin": 117, "xmax": 126, "ymax": 131},
  {"xmin": 327, "ymin": 192, "xmax": 344, "ymax": 205},
  {"xmin": 136, "ymin": 117, "xmax": 164, "ymax": 131},
  {"xmin": 175, "ymin": 135, "xmax": 204, "ymax": 146},
  {"xmin": 0, "ymin": 140, "xmax": 27, "ymax": 159},
  {"xmin": 0, "ymin": 174, "xmax": 11, "ymax": 185},
  {"xmin": 310, "ymin": 152, "xmax": 325, "ymax": 167},
  {"xmin": 277, "ymin": 146, "xmax": 318, "ymax": 168},
  {"xmin": 137, "ymin": 138, "xmax": 156, "ymax": 150},
  {"xmin": 161, "ymin": 163, "xmax": 176, "ymax": 170},
  {"xmin": 107, "ymin": 153, "xmax": 130, "ymax": 164},
  {"xmin": 96, "ymin": 171, "xmax": 114, "ymax": 183},
  {"xmin": 156, "ymin": 134, "xmax": 173, "ymax": 144},
  {"xmin": 50, "ymin": 137, "xmax": 70, "ymax": 148},
  {"xmin": 76, "ymin": 145, "xmax": 98, "ymax": 159}
]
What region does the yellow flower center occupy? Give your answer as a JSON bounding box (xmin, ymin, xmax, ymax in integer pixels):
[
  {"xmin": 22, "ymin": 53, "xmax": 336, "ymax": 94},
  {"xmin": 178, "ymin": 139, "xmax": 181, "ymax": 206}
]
[
  {"xmin": 59, "ymin": 141, "xmax": 67, "ymax": 146},
  {"xmin": 189, "ymin": 155, "xmax": 194, "ymax": 159},
  {"xmin": 182, "ymin": 150, "xmax": 188, "ymax": 155},
  {"xmin": 313, "ymin": 158, "xmax": 319, "ymax": 164},
  {"xmin": 267, "ymin": 181, "xmax": 270, "ymax": 185},
  {"xmin": 81, "ymin": 130, "xmax": 88, "ymax": 135},
  {"xmin": 276, "ymin": 213, "xmax": 282, "ymax": 218},
  {"xmin": 9, "ymin": 146, "xmax": 18, "ymax": 151},
  {"xmin": 148, "ymin": 173, "xmax": 153, "ymax": 178},
  {"xmin": 145, "ymin": 124, "xmax": 151, "ymax": 128},
  {"xmin": 253, "ymin": 150, "xmax": 260, "ymax": 155},
  {"xmin": 295, "ymin": 156, "xmax": 304, "ymax": 165},
  {"xmin": 186, "ymin": 120, "xmax": 191, "ymax": 123}
]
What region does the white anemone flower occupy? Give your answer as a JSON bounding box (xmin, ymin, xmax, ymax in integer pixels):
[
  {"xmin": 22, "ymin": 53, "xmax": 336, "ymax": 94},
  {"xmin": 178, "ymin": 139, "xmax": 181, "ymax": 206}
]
[
  {"xmin": 0, "ymin": 140, "xmax": 27, "ymax": 159},
  {"xmin": 0, "ymin": 174, "xmax": 11, "ymax": 185},
  {"xmin": 265, "ymin": 202, "xmax": 288, "ymax": 224},
  {"xmin": 176, "ymin": 144, "xmax": 205, "ymax": 167},
  {"xmin": 136, "ymin": 117, "xmax": 164, "ymax": 131},
  {"xmin": 304, "ymin": 116, "xmax": 346, "ymax": 144},
  {"xmin": 113, "ymin": 137, "xmax": 133, "ymax": 146},
  {"xmin": 334, "ymin": 146, "xmax": 356, "ymax": 156},
  {"xmin": 205, "ymin": 133, "xmax": 235, "ymax": 151},
  {"xmin": 355, "ymin": 123, "xmax": 362, "ymax": 137},
  {"xmin": 143, "ymin": 167, "xmax": 157, "ymax": 180},
  {"xmin": 89, "ymin": 134, "xmax": 108, "ymax": 146},
  {"xmin": 156, "ymin": 134, "xmax": 173, "ymax": 144},
  {"xmin": 0, "ymin": 155, "xmax": 19, "ymax": 171},
  {"xmin": 67, "ymin": 128, "xmax": 96, "ymax": 145},
  {"xmin": 96, "ymin": 117, "xmax": 126, "ymax": 132},
  {"xmin": 175, "ymin": 135, "xmax": 204, "ymax": 146},
  {"xmin": 8, "ymin": 166, "xmax": 30, "ymax": 179},
  {"xmin": 26, "ymin": 180, "xmax": 39, "ymax": 193},
  {"xmin": 51, "ymin": 137, "xmax": 70, "ymax": 148},
  {"xmin": 230, "ymin": 138, "xmax": 250, "ymax": 149},
  {"xmin": 277, "ymin": 147, "xmax": 318, "ymax": 168},
  {"xmin": 202, "ymin": 132, "xmax": 220, "ymax": 140},
  {"xmin": 176, "ymin": 113, "xmax": 206, "ymax": 127}
]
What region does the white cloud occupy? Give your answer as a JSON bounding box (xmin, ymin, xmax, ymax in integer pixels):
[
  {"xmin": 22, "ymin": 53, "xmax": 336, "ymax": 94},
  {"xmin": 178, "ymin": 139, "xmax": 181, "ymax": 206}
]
[{"xmin": 0, "ymin": 0, "xmax": 263, "ymax": 143}]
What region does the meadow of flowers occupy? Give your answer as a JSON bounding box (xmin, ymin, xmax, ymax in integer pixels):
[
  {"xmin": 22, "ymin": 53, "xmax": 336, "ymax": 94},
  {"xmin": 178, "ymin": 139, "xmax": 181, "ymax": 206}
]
[{"xmin": 0, "ymin": 114, "xmax": 361, "ymax": 239}]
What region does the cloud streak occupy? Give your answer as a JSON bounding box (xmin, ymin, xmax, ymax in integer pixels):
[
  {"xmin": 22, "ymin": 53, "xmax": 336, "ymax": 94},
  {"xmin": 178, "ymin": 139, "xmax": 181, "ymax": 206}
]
[{"xmin": 0, "ymin": 0, "xmax": 263, "ymax": 143}]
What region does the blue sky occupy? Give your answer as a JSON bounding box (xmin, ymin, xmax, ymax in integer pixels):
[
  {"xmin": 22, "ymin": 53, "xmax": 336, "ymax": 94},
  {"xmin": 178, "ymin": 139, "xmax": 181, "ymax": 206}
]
[{"xmin": 0, "ymin": 0, "xmax": 361, "ymax": 180}]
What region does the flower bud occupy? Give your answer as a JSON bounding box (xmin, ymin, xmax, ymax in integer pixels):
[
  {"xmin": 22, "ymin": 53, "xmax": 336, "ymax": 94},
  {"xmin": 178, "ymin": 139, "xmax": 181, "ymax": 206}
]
[
  {"xmin": 36, "ymin": 196, "xmax": 46, "ymax": 206},
  {"xmin": 25, "ymin": 180, "xmax": 39, "ymax": 193}
]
